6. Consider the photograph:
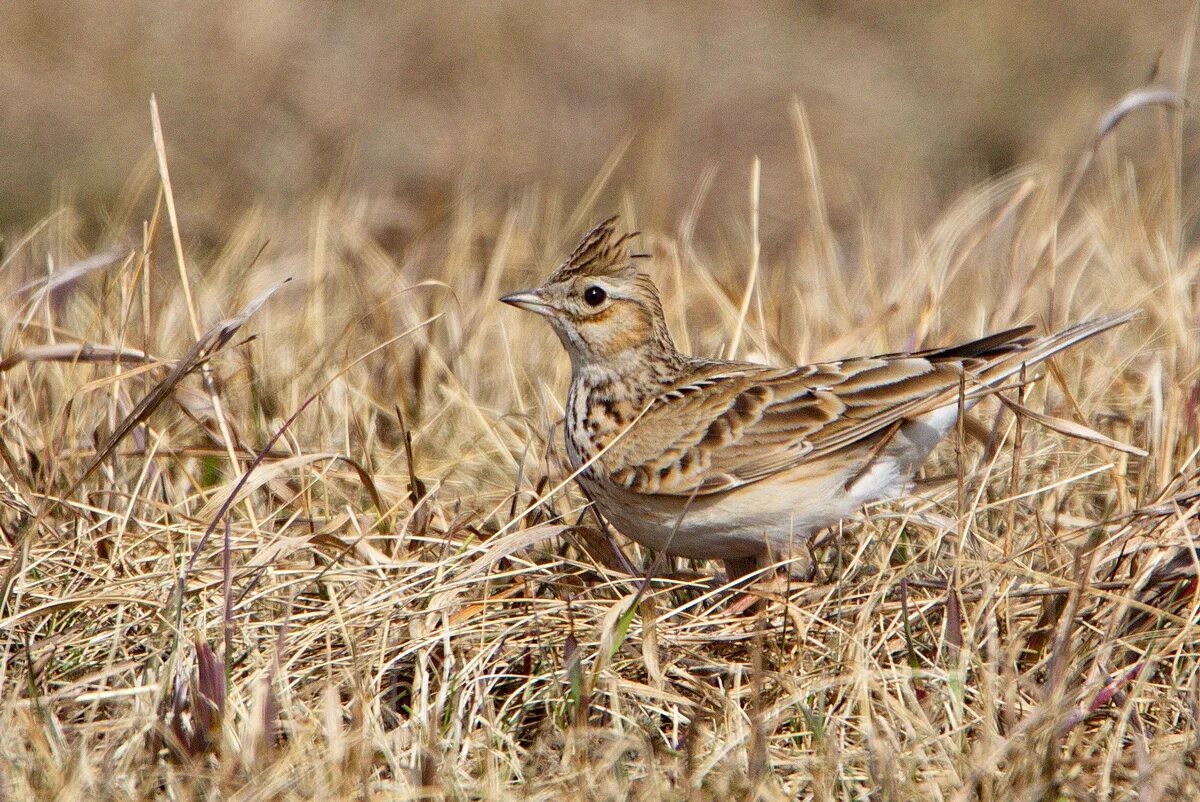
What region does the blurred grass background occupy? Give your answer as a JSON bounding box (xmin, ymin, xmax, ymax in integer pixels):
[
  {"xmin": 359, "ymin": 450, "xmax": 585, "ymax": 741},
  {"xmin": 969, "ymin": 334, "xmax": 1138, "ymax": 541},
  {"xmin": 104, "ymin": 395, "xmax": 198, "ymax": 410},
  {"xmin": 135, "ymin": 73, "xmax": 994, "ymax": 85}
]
[{"xmin": 2, "ymin": 0, "xmax": 1194, "ymax": 240}]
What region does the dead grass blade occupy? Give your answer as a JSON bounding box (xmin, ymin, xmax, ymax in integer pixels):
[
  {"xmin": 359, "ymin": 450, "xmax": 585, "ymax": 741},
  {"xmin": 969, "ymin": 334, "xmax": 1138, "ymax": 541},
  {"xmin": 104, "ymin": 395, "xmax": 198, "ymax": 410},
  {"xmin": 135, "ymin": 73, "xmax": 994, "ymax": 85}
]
[
  {"xmin": 2, "ymin": 245, "xmax": 130, "ymax": 301},
  {"xmin": 0, "ymin": 343, "xmax": 159, "ymax": 372},
  {"xmin": 997, "ymin": 393, "xmax": 1148, "ymax": 456},
  {"xmin": 65, "ymin": 276, "xmax": 291, "ymax": 496}
]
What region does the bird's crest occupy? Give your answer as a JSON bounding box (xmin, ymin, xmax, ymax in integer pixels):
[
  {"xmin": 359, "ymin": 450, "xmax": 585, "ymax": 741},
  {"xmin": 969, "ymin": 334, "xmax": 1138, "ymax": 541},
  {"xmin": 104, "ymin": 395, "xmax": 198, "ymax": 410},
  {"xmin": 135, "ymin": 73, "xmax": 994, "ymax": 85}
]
[{"xmin": 549, "ymin": 216, "xmax": 641, "ymax": 282}]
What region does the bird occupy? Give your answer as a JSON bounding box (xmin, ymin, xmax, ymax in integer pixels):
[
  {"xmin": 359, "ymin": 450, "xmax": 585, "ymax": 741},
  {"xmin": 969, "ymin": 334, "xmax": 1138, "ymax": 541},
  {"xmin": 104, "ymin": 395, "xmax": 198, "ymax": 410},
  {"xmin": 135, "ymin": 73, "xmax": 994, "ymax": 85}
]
[{"xmin": 500, "ymin": 216, "xmax": 1134, "ymax": 581}]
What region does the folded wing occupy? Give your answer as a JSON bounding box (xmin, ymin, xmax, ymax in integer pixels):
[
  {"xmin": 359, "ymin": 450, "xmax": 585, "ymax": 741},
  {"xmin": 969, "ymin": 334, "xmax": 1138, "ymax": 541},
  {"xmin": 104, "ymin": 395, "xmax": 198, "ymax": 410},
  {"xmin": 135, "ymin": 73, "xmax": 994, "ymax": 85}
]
[{"xmin": 603, "ymin": 314, "xmax": 1131, "ymax": 497}]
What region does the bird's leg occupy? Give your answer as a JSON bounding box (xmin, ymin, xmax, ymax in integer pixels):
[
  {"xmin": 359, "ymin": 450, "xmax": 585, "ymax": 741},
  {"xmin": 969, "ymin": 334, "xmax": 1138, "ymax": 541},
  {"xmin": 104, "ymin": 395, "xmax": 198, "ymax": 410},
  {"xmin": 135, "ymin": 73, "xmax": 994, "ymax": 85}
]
[
  {"xmin": 723, "ymin": 547, "xmax": 818, "ymax": 617},
  {"xmin": 723, "ymin": 556, "xmax": 760, "ymax": 583},
  {"xmin": 721, "ymin": 553, "xmax": 782, "ymax": 615},
  {"xmin": 806, "ymin": 538, "xmax": 829, "ymax": 583}
]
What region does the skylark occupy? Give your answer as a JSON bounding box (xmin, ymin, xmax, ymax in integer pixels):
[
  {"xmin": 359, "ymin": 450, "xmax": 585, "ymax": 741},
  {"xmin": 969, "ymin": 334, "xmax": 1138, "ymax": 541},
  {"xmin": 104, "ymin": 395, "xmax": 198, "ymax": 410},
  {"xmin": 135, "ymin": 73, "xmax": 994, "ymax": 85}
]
[{"xmin": 502, "ymin": 216, "xmax": 1133, "ymax": 580}]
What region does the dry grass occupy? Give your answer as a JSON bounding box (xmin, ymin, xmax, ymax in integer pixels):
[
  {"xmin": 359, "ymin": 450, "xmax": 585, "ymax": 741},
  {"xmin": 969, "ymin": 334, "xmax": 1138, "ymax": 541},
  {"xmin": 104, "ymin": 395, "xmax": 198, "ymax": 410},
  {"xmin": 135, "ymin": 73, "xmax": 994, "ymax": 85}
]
[{"xmin": 2, "ymin": 83, "xmax": 1200, "ymax": 800}]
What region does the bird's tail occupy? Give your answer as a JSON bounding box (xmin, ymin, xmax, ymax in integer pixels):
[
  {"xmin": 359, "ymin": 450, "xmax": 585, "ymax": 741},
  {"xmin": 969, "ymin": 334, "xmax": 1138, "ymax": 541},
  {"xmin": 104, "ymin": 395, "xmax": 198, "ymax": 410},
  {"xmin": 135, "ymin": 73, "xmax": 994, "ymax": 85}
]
[{"xmin": 973, "ymin": 310, "xmax": 1138, "ymax": 389}]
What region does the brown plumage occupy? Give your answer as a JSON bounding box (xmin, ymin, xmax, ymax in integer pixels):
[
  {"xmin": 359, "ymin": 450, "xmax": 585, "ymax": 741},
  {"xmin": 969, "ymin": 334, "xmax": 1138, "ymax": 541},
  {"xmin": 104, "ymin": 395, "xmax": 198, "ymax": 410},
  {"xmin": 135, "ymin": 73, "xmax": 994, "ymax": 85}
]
[{"xmin": 502, "ymin": 216, "xmax": 1135, "ymax": 580}]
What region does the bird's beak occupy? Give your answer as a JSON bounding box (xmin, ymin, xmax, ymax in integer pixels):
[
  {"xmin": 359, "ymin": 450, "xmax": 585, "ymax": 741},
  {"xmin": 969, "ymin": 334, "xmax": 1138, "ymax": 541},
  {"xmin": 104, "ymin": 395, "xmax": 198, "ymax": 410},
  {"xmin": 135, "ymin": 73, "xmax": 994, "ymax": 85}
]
[{"xmin": 500, "ymin": 288, "xmax": 555, "ymax": 315}]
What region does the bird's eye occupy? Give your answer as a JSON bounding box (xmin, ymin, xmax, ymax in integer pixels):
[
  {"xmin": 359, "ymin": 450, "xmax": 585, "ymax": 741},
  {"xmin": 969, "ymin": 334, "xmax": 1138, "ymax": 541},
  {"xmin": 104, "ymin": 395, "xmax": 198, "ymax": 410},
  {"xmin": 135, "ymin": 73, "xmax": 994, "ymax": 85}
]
[{"xmin": 583, "ymin": 285, "xmax": 607, "ymax": 306}]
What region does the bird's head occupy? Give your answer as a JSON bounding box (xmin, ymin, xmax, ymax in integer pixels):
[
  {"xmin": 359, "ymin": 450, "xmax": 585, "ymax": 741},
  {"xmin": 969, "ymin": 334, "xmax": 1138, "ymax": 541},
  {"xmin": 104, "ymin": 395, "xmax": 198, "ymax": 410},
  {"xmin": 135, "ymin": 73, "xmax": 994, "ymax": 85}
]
[{"xmin": 500, "ymin": 216, "xmax": 676, "ymax": 372}]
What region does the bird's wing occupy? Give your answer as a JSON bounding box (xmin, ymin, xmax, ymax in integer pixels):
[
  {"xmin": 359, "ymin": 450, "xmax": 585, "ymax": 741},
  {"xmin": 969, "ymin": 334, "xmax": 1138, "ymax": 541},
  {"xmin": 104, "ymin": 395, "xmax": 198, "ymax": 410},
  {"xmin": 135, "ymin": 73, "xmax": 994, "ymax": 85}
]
[
  {"xmin": 601, "ymin": 354, "xmax": 971, "ymax": 495},
  {"xmin": 602, "ymin": 315, "xmax": 1143, "ymax": 497}
]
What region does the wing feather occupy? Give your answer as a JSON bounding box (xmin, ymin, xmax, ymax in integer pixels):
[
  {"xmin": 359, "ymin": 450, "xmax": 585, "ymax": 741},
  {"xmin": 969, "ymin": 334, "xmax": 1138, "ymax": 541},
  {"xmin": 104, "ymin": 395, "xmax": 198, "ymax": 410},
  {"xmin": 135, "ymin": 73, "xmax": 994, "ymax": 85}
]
[
  {"xmin": 597, "ymin": 314, "xmax": 1133, "ymax": 497},
  {"xmin": 599, "ymin": 328, "xmax": 1039, "ymax": 496}
]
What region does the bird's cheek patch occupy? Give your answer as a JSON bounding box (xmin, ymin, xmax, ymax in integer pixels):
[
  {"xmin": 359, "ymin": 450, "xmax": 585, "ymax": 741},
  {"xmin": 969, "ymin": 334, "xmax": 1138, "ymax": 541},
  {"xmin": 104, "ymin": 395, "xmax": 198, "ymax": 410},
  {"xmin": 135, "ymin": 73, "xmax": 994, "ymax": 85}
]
[{"xmin": 583, "ymin": 302, "xmax": 651, "ymax": 353}]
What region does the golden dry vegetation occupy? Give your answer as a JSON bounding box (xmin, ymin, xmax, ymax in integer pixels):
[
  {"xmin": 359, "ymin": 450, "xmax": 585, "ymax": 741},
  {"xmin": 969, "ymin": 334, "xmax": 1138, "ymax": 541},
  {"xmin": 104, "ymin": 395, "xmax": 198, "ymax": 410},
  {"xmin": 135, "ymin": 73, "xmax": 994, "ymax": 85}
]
[{"xmin": 2, "ymin": 3, "xmax": 1200, "ymax": 800}]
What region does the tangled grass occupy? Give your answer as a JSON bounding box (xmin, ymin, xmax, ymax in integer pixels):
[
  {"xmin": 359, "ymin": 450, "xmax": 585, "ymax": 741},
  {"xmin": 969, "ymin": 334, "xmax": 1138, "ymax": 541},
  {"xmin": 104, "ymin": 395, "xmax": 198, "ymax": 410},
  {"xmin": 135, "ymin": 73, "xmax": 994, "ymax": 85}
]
[{"xmin": 1, "ymin": 90, "xmax": 1199, "ymax": 800}]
